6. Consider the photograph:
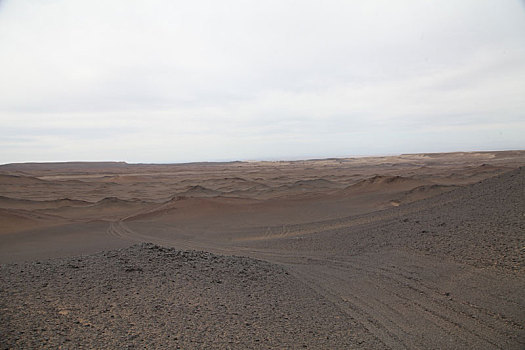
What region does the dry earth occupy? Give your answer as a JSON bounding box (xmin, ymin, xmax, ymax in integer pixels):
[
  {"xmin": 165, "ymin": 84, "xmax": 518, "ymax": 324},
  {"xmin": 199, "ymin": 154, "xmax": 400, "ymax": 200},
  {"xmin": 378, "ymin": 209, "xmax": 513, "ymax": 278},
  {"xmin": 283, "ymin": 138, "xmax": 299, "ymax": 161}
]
[{"xmin": 0, "ymin": 151, "xmax": 524, "ymax": 349}]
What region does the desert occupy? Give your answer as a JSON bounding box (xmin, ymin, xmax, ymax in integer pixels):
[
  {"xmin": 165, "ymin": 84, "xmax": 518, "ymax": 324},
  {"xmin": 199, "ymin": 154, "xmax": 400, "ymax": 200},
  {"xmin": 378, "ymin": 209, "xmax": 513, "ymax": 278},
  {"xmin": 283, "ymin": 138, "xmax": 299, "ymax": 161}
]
[
  {"xmin": 1, "ymin": 150, "xmax": 524, "ymax": 349},
  {"xmin": 2, "ymin": 1, "xmax": 525, "ymax": 348}
]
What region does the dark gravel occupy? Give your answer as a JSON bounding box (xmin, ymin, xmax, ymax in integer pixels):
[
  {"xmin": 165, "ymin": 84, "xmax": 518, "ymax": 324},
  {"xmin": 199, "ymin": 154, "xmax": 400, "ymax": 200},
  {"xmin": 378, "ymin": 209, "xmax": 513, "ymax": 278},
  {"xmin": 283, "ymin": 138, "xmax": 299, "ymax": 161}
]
[
  {"xmin": 0, "ymin": 243, "xmax": 377, "ymax": 349},
  {"xmin": 258, "ymin": 167, "xmax": 524, "ymax": 271}
]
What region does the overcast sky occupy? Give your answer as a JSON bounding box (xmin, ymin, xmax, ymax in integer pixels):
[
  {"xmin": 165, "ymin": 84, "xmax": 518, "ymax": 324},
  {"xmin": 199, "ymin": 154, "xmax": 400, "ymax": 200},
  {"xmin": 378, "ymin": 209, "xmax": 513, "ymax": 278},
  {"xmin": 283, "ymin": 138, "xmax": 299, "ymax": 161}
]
[{"xmin": 1, "ymin": 1, "xmax": 524, "ymax": 163}]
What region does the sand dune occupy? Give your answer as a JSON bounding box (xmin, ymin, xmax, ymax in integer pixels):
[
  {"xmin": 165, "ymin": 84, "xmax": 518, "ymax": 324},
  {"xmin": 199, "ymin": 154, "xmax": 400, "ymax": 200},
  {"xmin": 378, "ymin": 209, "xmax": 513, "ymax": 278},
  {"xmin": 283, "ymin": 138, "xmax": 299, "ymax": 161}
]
[
  {"xmin": 0, "ymin": 161, "xmax": 128, "ymax": 173},
  {"xmin": 341, "ymin": 175, "xmax": 429, "ymax": 195},
  {"xmin": 211, "ymin": 178, "xmax": 270, "ymax": 193},
  {"xmin": 0, "ymin": 174, "xmax": 46, "ymax": 185},
  {"xmin": 94, "ymin": 196, "xmax": 144, "ymax": 206},
  {"xmin": 0, "ymin": 196, "xmax": 91, "ymax": 210},
  {"xmin": 290, "ymin": 178, "xmax": 340, "ymax": 188},
  {"xmin": 36, "ymin": 197, "xmax": 155, "ymax": 220},
  {"xmin": 177, "ymin": 185, "xmax": 221, "ymax": 198}
]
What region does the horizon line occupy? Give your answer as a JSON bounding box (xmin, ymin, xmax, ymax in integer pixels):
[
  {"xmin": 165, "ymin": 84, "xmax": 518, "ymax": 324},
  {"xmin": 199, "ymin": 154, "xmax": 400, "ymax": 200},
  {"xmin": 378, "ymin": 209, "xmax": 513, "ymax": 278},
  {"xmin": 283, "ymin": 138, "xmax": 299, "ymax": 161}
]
[{"xmin": 1, "ymin": 149, "xmax": 523, "ymax": 167}]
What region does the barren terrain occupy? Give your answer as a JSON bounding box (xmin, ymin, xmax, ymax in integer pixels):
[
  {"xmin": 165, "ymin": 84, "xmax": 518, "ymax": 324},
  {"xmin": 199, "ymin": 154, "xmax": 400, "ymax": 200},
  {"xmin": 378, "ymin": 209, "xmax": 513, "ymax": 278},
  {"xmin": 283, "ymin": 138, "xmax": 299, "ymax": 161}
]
[{"xmin": 1, "ymin": 151, "xmax": 524, "ymax": 349}]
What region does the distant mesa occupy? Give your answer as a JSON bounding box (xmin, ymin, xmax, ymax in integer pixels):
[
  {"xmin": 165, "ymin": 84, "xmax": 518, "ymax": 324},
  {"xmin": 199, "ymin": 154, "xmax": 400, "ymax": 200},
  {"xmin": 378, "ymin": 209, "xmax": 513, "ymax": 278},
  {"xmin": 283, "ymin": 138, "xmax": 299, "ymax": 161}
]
[{"xmin": 0, "ymin": 161, "xmax": 128, "ymax": 172}]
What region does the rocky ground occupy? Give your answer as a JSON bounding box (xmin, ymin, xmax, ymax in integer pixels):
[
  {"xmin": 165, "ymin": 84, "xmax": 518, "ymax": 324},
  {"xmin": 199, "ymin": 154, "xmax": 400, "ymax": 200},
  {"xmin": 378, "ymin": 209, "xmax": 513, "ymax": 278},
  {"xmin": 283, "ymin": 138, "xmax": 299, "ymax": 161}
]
[{"xmin": 0, "ymin": 244, "xmax": 380, "ymax": 349}]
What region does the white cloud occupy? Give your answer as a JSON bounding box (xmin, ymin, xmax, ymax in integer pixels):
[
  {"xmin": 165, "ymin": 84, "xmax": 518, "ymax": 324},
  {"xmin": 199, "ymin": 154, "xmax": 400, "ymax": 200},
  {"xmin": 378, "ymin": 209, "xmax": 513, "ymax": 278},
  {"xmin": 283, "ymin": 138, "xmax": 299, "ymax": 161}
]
[{"xmin": 0, "ymin": 0, "xmax": 524, "ymax": 163}]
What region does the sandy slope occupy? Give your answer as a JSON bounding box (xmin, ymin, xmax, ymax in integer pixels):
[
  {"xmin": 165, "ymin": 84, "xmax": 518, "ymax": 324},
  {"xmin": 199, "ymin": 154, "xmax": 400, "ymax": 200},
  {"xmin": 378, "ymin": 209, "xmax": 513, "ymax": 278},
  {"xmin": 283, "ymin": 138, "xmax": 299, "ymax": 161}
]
[
  {"xmin": 107, "ymin": 167, "xmax": 525, "ymax": 349},
  {"xmin": 0, "ymin": 151, "xmax": 524, "ymax": 349}
]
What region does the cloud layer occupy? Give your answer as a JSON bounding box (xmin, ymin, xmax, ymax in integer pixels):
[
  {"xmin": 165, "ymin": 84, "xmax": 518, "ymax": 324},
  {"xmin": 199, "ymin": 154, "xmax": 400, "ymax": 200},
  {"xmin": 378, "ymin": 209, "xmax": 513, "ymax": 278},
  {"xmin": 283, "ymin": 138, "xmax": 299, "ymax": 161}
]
[{"xmin": 1, "ymin": 0, "xmax": 524, "ymax": 163}]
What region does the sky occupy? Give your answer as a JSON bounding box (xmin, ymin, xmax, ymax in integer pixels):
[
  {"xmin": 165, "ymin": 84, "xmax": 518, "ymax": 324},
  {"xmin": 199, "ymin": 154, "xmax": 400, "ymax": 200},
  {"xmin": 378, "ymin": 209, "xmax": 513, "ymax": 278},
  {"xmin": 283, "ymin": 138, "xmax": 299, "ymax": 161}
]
[{"xmin": 0, "ymin": 0, "xmax": 524, "ymax": 164}]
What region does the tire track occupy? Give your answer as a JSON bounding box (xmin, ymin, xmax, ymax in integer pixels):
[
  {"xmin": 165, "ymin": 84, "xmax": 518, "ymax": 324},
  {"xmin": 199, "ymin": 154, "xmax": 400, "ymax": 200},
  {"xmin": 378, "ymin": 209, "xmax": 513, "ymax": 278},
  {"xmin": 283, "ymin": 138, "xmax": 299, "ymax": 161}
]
[
  {"xmin": 105, "ymin": 219, "xmax": 524, "ymax": 349},
  {"xmin": 333, "ymin": 262, "xmax": 503, "ymax": 349},
  {"xmin": 287, "ymin": 258, "xmax": 516, "ymax": 349},
  {"xmin": 288, "ymin": 266, "xmax": 404, "ymax": 350},
  {"xmin": 346, "ymin": 255, "xmax": 524, "ymax": 344}
]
